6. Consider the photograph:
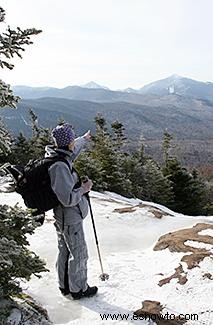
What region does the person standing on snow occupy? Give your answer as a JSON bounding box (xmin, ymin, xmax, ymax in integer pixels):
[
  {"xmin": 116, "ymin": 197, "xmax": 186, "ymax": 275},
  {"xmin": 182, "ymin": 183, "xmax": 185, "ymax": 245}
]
[{"xmin": 45, "ymin": 122, "xmax": 98, "ymax": 299}]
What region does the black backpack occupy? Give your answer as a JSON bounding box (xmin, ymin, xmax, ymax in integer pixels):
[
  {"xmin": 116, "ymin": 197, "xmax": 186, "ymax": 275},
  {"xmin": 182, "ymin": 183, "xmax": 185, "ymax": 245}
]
[{"xmin": 5, "ymin": 156, "xmax": 78, "ymax": 218}]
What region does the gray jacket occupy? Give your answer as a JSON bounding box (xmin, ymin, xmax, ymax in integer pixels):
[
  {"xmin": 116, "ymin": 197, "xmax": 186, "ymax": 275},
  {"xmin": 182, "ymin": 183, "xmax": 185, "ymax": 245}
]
[{"xmin": 45, "ymin": 137, "xmax": 89, "ymax": 225}]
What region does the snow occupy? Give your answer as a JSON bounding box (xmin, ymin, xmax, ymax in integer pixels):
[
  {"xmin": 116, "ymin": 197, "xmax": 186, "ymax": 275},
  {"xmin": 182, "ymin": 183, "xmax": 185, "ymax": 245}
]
[
  {"xmin": 7, "ymin": 309, "xmax": 22, "ymax": 325},
  {"xmin": 81, "ymin": 81, "xmax": 109, "ymax": 90},
  {"xmin": 0, "ymin": 176, "xmax": 14, "ymax": 193},
  {"xmin": 0, "ymin": 184, "xmax": 213, "ymax": 325},
  {"xmin": 185, "ymin": 240, "xmax": 213, "ymax": 252},
  {"xmin": 198, "ymin": 229, "xmax": 213, "ymax": 237}
]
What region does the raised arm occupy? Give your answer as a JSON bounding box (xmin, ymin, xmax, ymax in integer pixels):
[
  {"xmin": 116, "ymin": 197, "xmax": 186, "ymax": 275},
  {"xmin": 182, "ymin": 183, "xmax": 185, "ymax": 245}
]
[{"xmin": 72, "ymin": 130, "xmax": 91, "ymax": 161}]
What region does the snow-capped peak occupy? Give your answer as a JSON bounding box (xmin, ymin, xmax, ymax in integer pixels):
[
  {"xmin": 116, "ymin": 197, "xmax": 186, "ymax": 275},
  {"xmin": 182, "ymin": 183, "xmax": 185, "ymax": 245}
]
[{"xmin": 80, "ymin": 81, "xmax": 109, "ymax": 90}]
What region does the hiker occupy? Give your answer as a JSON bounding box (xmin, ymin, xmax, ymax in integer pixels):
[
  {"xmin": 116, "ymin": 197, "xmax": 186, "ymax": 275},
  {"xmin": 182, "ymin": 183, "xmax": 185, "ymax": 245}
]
[{"xmin": 45, "ymin": 122, "xmax": 98, "ymax": 299}]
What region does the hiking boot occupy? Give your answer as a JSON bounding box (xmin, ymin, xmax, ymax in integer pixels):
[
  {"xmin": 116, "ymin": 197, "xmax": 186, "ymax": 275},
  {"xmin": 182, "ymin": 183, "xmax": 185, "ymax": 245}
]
[
  {"xmin": 70, "ymin": 286, "xmax": 98, "ymax": 300},
  {"xmin": 82, "ymin": 286, "xmax": 98, "ymax": 298},
  {"xmin": 59, "ymin": 287, "xmax": 70, "ymax": 296},
  {"xmin": 70, "ymin": 290, "xmax": 83, "ymax": 300}
]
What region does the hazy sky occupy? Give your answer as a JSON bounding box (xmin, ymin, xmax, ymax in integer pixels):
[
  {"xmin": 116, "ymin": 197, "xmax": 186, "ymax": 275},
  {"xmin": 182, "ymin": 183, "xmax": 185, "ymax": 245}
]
[{"xmin": 1, "ymin": 0, "xmax": 212, "ymax": 89}]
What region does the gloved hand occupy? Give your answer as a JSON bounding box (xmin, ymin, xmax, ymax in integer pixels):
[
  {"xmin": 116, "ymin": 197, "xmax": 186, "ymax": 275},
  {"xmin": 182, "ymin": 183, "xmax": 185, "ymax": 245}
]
[{"xmin": 81, "ymin": 178, "xmax": 93, "ymax": 194}]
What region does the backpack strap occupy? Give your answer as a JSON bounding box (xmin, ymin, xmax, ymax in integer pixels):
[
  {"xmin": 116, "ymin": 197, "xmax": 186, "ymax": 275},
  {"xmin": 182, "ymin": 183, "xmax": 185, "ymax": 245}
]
[
  {"xmin": 44, "ymin": 155, "xmax": 72, "ymax": 172},
  {"xmin": 46, "ymin": 155, "xmax": 82, "ymax": 189},
  {"xmin": 72, "ymin": 166, "xmax": 82, "ymax": 189}
]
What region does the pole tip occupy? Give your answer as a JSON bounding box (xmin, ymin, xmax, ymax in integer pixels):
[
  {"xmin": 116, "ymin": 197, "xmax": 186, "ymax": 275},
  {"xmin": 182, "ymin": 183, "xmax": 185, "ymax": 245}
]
[{"xmin": 99, "ymin": 273, "xmax": 109, "ymax": 281}]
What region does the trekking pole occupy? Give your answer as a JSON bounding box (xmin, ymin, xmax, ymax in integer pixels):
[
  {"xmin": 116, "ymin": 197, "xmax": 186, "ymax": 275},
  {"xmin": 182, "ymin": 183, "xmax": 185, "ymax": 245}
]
[{"xmin": 86, "ymin": 192, "xmax": 109, "ymax": 281}]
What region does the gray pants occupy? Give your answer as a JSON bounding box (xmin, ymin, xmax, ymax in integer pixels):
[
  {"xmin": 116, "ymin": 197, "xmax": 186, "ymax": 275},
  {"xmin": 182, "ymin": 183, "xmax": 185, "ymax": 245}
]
[{"xmin": 54, "ymin": 221, "xmax": 88, "ymax": 293}]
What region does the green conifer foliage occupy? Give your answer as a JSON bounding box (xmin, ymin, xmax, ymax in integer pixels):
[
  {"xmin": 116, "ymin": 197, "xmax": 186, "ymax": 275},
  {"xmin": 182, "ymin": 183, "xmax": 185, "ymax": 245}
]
[
  {"xmin": 0, "ymin": 205, "xmax": 47, "ymax": 298},
  {"xmin": 162, "ymin": 130, "xmax": 173, "ymax": 165},
  {"xmin": 0, "ymin": 80, "xmax": 19, "ymax": 108},
  {"xmin": 164, "ymin": 158, "xmax": 207, "ymax": 215},
  {"xmin": 204, "ymin": 184, "xmax": 213, "ymax": 215},
  {"xmin": 91, "ymin": 114, "xmax": 115, "ymax": 190},
  {"xmin": 0, "ymin": 118, "xmax": 12, "ymax": 162},
  {"xmin": 75, "ymin": 150, "xmax": 105, "ymax": 191},
  {"xmin": 92, "ymin": 114, "xmax": 130, "ymax": 194},
  {"xmin": 0, "ymin": 7, "xmax": 46, "ymax": 305},
  {"xmin": 9, "ymin": 132, "xmax": 33, "ymax": 165},
  {"xmin": 129, "ymin": 141, "xmax": 174, "ymax": 206},
  {"xmin": 29, "ymin": 109, "xmax": 53, "ymax": 159},
  {"xmin": 0, "ymin": 6, "xmax": 41, "ymax": 108},
  {"xmin": 111, "ymin": 120, "xmax": 127, "ymax": 151}
]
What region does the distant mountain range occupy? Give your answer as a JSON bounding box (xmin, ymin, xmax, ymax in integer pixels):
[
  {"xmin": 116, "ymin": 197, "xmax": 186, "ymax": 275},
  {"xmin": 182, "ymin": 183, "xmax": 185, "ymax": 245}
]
[
  {"xmin": 12, "ymin": 75, "xmax": 213, "ymax": 102},
  {"xmin": 1, "ymin": 75, "xmax": 212, "ymax": 166}
]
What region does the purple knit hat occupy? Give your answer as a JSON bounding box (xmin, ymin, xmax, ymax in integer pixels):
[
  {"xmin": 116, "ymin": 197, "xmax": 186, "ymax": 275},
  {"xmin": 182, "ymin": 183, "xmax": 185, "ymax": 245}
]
[{"xmin": 52, "ymin": 123, "xmax": 75, "ymax": 147}]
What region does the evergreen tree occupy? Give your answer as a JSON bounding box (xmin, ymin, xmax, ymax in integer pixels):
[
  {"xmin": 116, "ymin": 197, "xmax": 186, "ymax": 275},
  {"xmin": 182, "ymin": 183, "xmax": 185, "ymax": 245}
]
[
  {"xmin": 74, "ymin": 151, "xmax": 105, "ymax": 191},
  {"xmin": 32, "ymin": 127, "xmax": 53, "ymax": 159},
  {"xmin": 29, "ymin": 109, "xmax": 40, "ymax": 138},
  {"xmin": 111, "ymin": 120, "xmax": 127, "ymax": 151},
  {"xmin": 0, "ymin": 7, "xmax": 46, "ymax": 315},
  {"xmin": 140, "ymin": 159, "xmax": 173, "ymax": 206},
  {"xmin": 164, "ymin": 158, "xmax": 207, "ymax": 215},
  {"xmin": 0, "ymin": 205, "xmax": 47, "ymax": 298},
  {"xmin": 129, "ymin": 142, "xmax": 174, "ymax": 206},
  {"xmin": 91, "ymin": 113, "xmax": 116, "ymax": 190},
  {"xmin": 0, "ymin": 118, "xmax": 12, "ymax": 163},
  {"xmin": 29, "ymin": 109, "xmax": 53, "ymax": 159},
  {"xmin": 0, "ymin": 6, "xmax": 41, "ymax": 108},
  {"xmin": 9, "ymin": 132, "xmax": 33, "ymax": 165},
  {"xmin": 110, "ymin": 120, "xmax": 132, "ymax": 195},
  {"xmin": 162, "ymin": 130, "xmax": 173, "ymax": 165},
  {"xmin": 204, "ymin": 184, "xmax": 213, "ymax": 215},
  {"xmin": 92, "ymin": 114, "xmax": 131, "ymax": 195},
  {"xmin": 0, "ymin": 79, "xmax": 19, "ymax": 108}
]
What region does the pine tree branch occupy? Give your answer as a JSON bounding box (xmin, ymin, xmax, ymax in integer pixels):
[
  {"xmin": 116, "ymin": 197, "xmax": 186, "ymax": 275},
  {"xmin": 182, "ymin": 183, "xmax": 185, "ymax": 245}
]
[
  {"xmin": 0, "ymin": 7, "xmax": 5, "ymax": 23},
  {"xmin": 0, "ymin": 27, "xmax": 42, "ymax": 70}
]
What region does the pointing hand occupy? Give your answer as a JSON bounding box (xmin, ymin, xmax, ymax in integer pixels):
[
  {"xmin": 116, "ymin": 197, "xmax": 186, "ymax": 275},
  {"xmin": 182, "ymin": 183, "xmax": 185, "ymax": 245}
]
[{"xmin": 83, "ymin": 130, "xmax": 91, "ymax": 140}]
